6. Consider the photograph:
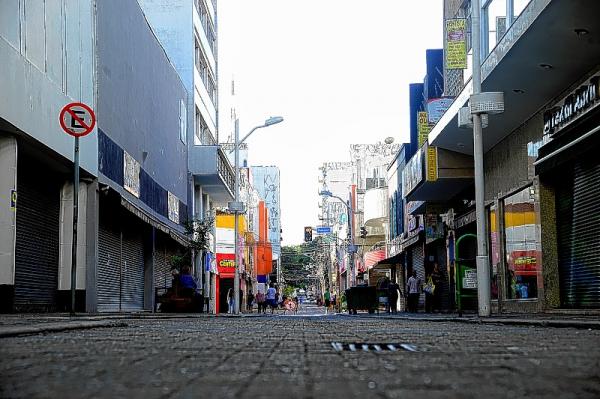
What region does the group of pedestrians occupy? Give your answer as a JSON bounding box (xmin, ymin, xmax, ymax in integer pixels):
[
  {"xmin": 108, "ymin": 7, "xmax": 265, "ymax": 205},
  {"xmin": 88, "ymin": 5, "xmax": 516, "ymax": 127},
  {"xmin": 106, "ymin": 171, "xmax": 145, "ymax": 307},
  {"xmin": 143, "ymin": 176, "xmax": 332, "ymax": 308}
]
[
  {"xmin": 406, "ymin": 263, "xmax": 443, "ymax": 313},
  {"xmin": 246, "ymin": 283, "xmax": 283, "ymax": 314}
]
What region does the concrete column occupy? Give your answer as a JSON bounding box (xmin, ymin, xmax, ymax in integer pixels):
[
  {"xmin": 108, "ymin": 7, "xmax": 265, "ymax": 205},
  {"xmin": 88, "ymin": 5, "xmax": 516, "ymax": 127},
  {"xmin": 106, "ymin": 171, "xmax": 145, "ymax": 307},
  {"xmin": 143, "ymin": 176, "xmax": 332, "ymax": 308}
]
[
  {"xmin": 0, "ymin": 135, "xmax": 17, "ymax": 311},
  {"xmin": 58, "ymin": 181, "xmax": 88, "ymax": 291},
  {"xmin": 85, "ymin": 181, "xmax": 98, "ymax": 312}
]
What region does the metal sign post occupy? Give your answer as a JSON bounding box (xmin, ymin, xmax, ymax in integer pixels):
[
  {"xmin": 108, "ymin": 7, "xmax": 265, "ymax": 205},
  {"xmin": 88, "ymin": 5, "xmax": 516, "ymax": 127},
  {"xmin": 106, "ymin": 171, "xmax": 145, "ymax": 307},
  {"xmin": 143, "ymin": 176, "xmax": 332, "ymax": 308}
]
[{"xmin": 59, "ymin": 102, "xmax": 96, "ymax": 315}]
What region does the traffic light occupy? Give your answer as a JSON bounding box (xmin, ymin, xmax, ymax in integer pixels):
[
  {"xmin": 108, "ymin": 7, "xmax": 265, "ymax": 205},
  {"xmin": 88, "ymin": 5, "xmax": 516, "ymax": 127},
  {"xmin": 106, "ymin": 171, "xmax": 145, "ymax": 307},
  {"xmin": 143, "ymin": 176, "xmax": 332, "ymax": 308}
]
[
  {"xmin": 304, "ymin": 226, "xmax": 313, "ymax": 242},
  {"xmin": 360, "ymin": 226, "xmax": 368, "ymax": 239}
]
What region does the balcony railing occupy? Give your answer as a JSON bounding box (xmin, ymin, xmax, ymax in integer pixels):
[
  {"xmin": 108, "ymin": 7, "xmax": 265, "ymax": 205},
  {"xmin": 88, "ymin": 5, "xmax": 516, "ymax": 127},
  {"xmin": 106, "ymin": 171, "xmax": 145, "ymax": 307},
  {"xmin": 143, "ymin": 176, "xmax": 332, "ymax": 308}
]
[{"xmin": 217, "ymin": 147, "xmax": 235, "ymax": 194}]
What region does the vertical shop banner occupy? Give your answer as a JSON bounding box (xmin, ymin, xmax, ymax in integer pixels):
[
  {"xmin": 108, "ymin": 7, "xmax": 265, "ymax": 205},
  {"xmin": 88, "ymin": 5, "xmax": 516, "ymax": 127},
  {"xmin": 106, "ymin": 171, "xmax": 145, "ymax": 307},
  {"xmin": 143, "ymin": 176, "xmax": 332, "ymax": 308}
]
[
  {"xmin": 446, "ymin": 19, "xmax": 467, "ymax": 69},
  {"xmin": 417, "ymin": 112, "xmax": 430, "ymax": 147},
  {"xmin": 426, "ymin": 146, "xmax": 438, "ymax": 182}
]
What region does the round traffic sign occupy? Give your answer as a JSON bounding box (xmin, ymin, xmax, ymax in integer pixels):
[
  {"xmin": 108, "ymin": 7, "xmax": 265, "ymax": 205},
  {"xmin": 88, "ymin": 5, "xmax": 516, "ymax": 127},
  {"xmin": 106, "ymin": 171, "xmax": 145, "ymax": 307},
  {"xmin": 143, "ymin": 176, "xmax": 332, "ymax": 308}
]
[{"xmin": 59, "ymin": 102, "xmax": 96, "ymax": 138}]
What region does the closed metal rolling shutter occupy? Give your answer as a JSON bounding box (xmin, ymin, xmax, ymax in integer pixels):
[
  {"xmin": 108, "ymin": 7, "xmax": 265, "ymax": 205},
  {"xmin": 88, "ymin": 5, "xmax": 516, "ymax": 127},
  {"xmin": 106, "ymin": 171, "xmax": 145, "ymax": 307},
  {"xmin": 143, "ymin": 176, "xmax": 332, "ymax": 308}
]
[
  {"xmin": 557, "ymin": 155, "xmax": 600, "ymax": 308},
  {"xmin": 154, "ymin": 236, "xmax": 173, "ymax": 291},
  {"xmin": 120, "ymin": 220, "xmax": 144, "ymax": 311},
  {"xmin": 97, "ymin": 204, "xmax": 121, "ymax": 312},
  {"xmin": 97, "ymin": 202, "xmax": 146, "ymax": 312},
  {"xmin": 14, "ymin": 166, "xmax": 60, "ymax": 311},
  {"xmin": 411, "ymin": 244, "xmax": 425, "ymax": 308}
]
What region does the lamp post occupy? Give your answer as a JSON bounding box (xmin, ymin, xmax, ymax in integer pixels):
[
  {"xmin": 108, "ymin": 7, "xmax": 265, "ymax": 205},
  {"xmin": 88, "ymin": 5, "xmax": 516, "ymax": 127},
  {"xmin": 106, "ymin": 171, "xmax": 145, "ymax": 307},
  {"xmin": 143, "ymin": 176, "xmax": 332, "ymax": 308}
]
[
  {"xmin": 231, "ymin": 116, "xmax": 283, "ymax": 315},
  {"xmin": 470, "ymin": 0, "xmax": 504, "ymax": 316},
  {"xmin": 319, "ymin": 190, "xmax": 355, "ymax": 292}
]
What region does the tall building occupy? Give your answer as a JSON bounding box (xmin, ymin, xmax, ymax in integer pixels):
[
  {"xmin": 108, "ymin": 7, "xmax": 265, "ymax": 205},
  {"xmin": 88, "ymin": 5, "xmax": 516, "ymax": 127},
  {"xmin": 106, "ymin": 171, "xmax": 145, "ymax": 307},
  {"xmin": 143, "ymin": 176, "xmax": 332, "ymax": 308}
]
[
  {"xmin": 0, "ymin": 0, "xmax": 96, "ymax": 312},
  {"xmin": 0, "ymin": 0, "xmax": 191, "ymax": 313},
  {"xmin": 401, "ymin": 0, "xmax": 600, "ymax": 313},
  {"xmin": 139, "ymin": 0, "xmax": 234, "ymax": 313},
  {"xmin": 251, "ymin": 166, "xmax": 281, "ymax": 284}
]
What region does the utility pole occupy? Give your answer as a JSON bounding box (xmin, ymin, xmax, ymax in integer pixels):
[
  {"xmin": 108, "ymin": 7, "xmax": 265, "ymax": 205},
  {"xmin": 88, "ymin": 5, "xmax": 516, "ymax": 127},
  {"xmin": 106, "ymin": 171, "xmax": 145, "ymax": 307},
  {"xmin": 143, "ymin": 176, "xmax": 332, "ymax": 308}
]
[{"xmin": 471, "ymin": 0, "xmax": 505, "ymax": 317}]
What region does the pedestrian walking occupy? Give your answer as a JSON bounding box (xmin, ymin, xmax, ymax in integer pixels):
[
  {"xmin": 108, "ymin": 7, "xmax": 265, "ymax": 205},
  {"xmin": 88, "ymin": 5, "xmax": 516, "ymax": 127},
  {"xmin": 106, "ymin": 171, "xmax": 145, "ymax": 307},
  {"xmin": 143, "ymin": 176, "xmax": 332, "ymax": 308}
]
[
  {"xmin": 388, "ymin": 280, "xmax": 401, "ymax": 313},
  {"xmin": 227, "ymin": 288, "xmax": 234, "ymax": 314},
  {"xmin": 255, "ymin": 290, "xmax": 266, "ymax": 313},
  {"xmin": 424, "ymin": 263, "xmax": 442, "ymax": 313},
  {"xmin": 247, "ymin": 291, "xmax": 255, "ymax": 313},
  {"xmin": 266, "ymin": 283, "xmax": 277, "ymax": 314},
  {"xmin": 324, "ymin": 289, "xmax": 331, "ymax": 313},
  {"xmin": 431, "ymin": 262, "xmax": 443, "ymax": 312},
  {"xmin": 406, "ymin": 270, "xmax": 421, "ymax": 313}
]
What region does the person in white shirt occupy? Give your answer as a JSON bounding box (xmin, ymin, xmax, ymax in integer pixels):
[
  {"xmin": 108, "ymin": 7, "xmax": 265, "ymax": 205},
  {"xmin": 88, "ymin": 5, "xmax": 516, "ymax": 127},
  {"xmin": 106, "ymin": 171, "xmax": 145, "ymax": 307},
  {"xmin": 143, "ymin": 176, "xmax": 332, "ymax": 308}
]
[
  {"xmin": 406, "ymin": 270, "xmax": 421, "ymax": 313},
  {"xmin": 266, "ymin": 283, "xmax": 277, "ymax": 314}
]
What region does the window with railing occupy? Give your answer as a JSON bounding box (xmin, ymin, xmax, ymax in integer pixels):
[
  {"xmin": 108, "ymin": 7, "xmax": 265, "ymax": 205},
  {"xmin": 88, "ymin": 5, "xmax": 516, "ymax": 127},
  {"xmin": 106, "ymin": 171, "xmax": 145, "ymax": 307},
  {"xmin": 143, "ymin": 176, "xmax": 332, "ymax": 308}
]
[
  {"xmin": 194, "ymin": 37, "xmax": 217, "ymax": 106},
  {"xmin": 482, "ymin": 0, "xmax": 532, "ymax": 56},
  {"xmin": 195, "ymin": 108, "xmax": 216, "ymax": 146}
]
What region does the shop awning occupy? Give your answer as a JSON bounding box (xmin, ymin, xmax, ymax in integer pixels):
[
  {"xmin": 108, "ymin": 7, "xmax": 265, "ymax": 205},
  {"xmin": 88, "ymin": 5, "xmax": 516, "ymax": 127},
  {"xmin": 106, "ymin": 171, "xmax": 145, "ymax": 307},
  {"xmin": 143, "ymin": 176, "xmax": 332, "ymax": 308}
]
[{"xmin": 364, "ymin": 249, "xmax": 386, "ymax": 270}]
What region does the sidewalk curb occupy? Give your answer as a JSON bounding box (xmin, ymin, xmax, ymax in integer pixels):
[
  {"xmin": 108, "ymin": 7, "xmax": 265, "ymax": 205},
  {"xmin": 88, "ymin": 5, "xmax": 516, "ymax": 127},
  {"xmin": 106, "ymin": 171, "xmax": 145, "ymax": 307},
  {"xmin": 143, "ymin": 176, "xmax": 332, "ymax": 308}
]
[
  {"xmin": 336, "ymin": 313, "xmax": 600, "ymax": 329},
  {"xmin": 0, "ymin": 320, "xmax": 128, "ymax": 338}
]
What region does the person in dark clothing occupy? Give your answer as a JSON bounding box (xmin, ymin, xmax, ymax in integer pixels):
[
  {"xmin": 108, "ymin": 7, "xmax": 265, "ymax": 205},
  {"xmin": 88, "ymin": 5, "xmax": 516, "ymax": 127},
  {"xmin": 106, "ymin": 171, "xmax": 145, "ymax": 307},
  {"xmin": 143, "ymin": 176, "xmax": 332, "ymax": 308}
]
[
  {"xmin": 179, "ymin": 266, "xmax": 197, "ymax": 291},
  {"xmin": 178, "ymin": 265, "xmax": 203, "ymax": 312},
  {"xmin": 387, "ymin": 281, "xmax": 401, "ymax": 313},
  {"xmin": 247, "ymin": 291, "xmax": 255, "ymax": 313},
  {"xmin": 431, "ymin": 263, "xmax": 443, "ymax": 312}
]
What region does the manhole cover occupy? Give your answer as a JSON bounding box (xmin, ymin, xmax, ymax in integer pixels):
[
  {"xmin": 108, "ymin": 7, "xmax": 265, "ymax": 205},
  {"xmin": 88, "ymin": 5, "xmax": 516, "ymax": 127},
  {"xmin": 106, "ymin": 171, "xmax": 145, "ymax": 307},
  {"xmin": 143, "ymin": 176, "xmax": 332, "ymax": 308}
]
[{"xmin": 331, "ymin": 342, "xmax": 418, "ymax": 352}]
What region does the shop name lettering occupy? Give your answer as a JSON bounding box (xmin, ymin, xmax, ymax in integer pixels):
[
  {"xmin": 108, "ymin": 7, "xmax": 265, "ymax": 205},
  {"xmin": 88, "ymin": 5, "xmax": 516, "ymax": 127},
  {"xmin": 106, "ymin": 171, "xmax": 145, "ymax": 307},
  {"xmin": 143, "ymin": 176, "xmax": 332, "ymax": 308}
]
[
  {"xmin": 219, "ymin": 260, "xmax": 235, "ymax": 268},
  {"xmin": 544, "ymin": 77, "xmax": 599, "ymax": 135}
]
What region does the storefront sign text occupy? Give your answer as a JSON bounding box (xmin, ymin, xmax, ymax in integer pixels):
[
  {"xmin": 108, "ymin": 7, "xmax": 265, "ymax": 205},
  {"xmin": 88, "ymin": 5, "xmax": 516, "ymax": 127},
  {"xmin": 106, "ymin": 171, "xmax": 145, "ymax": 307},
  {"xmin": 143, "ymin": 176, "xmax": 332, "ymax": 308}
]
[
  {"xmin": 543, "ymin": 76, "xmax": 599, "ymax": 135},
  {"xmin": 445, "ymin": 19, "xmax": 467, "ymax": 70}
]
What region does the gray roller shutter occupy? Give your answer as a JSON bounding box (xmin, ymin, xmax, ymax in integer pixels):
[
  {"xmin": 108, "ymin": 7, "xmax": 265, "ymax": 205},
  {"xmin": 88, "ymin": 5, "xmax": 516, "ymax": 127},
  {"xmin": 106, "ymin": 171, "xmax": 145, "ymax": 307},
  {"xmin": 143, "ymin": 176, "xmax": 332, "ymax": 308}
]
[
  {"xmin": 97, "ymin": 201, "xmax": 145, "ymax": 312},
  {"xmin": 120, "ymin": 222, "xmax": 144, "ymax": 311},
  {"xmin": 154, "ymin": 235, "xmax": 173, "ymax": 291},
  {"xmin": 411, "ymin": 243, "xmax": 425, "ymax": 308},
  {"xmin": 14, "ymin": 165, "xmax": 60, "ymax": 311},
  {"xmin": 97, "ymin": 204, "xmax": 121, "ymax": 312},
  {"xmin": 557, "ymin": 155, "xmax": 600, "ymax": 308}
]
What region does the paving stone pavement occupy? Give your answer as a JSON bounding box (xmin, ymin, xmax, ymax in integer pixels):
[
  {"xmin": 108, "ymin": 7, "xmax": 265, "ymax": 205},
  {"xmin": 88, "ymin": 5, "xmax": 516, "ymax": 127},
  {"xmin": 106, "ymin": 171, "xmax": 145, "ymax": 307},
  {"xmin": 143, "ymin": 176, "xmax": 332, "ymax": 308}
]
[{"xmin": 1, "ymin": 308, "xmax": 599, "ymax": 399}]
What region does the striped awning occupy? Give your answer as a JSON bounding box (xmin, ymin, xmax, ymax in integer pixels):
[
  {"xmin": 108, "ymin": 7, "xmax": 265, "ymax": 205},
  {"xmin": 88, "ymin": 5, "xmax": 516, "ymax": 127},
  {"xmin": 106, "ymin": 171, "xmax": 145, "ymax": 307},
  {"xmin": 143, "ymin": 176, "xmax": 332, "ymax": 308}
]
[{"xmin": 364, "ymin": 249, "xmax": 386, "ymax": 270}]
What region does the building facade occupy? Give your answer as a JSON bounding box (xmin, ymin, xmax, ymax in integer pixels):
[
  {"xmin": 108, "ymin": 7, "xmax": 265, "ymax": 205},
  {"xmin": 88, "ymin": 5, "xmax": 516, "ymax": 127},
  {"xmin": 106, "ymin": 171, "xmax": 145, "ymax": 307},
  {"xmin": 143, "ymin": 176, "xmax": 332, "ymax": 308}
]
[
  {"xmin": 139, "ymin": 0, "xmax": 234, "ymax": 313},
  {"xmin": 0, "ymin": 0, "xmax": 193, "ymax": 313},
  {"xmin": 393, "ymin": 0, "xmax": 600, "ymax": 313},
  {"xmin": 0, "ymin": 0, "xmax": 97, "ymax": 312}
]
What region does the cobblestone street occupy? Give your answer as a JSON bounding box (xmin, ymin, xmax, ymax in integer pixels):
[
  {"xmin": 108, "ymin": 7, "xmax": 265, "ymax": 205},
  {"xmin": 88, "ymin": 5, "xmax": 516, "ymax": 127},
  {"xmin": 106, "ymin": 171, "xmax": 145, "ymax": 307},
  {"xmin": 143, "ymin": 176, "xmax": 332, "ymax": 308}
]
[{"xmin": 1, "ymin": 307, "xmax": 599, "ymax": 398}]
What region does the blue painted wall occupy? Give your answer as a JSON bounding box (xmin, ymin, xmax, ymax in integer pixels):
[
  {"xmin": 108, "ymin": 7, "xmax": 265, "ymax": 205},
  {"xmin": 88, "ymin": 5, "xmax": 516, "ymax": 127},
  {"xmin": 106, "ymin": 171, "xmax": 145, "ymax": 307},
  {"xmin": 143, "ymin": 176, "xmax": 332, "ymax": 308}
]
[
  {"xmin": 408, "ymin": 83, "xmax": 425, "ymax": 156},
  {"xmin": 424, "ymin": 49, "xmax": 444, "ymax": 101},
  {"xmin": 96, "ymin": 0, "xmax": 190, "ymax": 218}
]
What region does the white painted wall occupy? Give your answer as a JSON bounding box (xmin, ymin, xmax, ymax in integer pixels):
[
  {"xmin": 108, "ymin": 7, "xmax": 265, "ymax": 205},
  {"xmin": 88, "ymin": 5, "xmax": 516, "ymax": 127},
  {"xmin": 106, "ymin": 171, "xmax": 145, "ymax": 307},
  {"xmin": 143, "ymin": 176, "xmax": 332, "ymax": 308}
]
[
  {"xmin": 58, "ymin": 182, "xmax": 88, "ymax": 290},
  {"xmin": 0, "ymin": 0, "xmax": 97, "ymax": 175},
  {"xmin": 0, "ymin": 136, "xmax": 17, "ymax": 285}
]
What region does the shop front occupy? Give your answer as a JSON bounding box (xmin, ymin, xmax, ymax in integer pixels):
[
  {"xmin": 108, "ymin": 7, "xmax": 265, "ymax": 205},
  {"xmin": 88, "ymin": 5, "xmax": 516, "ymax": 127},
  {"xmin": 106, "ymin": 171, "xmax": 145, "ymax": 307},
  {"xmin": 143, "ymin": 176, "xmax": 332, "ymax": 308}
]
[
  {"xmin": 216, "ymin": 253, "xmax": 235, "ymax": 314},
  {"xmin": 536, "ymin": 71, "xmax": 600, "ymax": 309}
]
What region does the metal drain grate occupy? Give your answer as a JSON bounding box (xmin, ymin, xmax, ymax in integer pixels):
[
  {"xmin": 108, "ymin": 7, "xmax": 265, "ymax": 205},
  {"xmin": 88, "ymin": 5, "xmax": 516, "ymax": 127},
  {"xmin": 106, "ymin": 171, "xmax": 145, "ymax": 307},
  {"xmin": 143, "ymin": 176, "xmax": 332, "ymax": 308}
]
[{"xmin": 331, "ymin": 342, "xmax": 418, "ymax": 352}]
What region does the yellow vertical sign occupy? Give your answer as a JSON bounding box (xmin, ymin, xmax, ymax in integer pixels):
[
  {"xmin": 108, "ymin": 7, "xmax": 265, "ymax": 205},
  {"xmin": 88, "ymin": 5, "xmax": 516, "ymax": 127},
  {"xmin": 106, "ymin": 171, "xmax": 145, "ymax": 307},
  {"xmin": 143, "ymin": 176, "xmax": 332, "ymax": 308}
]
[
  {"xmin": 446, "ymin": 19, "xmax": 467, "ymax": 69},
  {"xmin": 427, "ymin": 146, "xmax": 438, "ymax": 182},
  {"xmin": 418, "ymin": 112, "xmax": 430, "ymax": 147}
]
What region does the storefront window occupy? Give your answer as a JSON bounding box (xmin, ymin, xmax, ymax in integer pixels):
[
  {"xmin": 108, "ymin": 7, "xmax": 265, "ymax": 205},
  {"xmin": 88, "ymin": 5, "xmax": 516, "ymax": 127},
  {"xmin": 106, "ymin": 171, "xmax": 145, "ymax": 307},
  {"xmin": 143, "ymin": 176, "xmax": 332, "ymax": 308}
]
[
  {"xmin": 503, "ymin": 187, "xmax": 539, "ymax": 299},
  {"xmin": 488, "ymin": 205, "xmax": 499, "ymax": 299}
]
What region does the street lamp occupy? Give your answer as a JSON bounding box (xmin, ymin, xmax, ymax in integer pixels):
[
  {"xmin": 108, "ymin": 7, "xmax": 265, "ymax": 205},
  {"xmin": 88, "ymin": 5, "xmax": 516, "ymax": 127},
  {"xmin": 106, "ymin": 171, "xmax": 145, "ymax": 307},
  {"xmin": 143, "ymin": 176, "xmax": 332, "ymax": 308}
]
[
  {"xmin": 470, "ymin": 0, "xmax": 504, "ymax": 317},
  {"xmin": 319, "ymin": 189, "xmax": 356, "ymax": 294},
  {"xmin": 230, "ymin": 116, "xmax": 283, "ymax": 315}
]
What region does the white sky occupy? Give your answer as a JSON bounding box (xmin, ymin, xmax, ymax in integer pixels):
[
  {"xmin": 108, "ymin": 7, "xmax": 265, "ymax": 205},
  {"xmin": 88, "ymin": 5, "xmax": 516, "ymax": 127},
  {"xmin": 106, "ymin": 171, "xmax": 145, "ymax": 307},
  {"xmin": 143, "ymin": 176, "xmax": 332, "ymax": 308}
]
[{"xmin": 218, "ymin": 0, "xmax": 443, "ymax": 245}]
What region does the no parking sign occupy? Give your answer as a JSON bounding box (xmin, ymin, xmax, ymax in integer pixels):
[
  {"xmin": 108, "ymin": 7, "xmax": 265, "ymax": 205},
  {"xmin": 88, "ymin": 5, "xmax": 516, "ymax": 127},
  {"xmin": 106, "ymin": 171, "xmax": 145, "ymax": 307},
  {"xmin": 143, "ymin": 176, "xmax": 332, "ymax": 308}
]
[
  {"xmin": 58, "ymin": 101, "xmax": 95, "ymax": 315},
  {"xmin": 59, "ymin": 102, "xmax": 96, "ymax": 137}
]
